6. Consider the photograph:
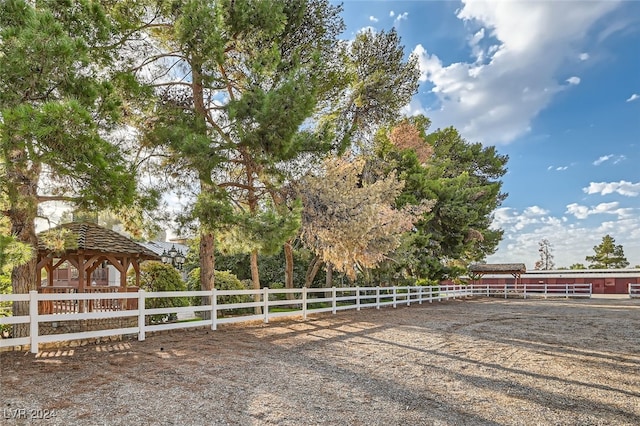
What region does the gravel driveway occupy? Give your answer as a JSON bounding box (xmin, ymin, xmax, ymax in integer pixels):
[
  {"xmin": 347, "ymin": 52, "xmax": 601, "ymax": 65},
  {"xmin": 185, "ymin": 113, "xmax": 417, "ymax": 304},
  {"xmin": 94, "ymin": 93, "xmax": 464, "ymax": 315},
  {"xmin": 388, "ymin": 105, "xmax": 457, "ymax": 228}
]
[{"xmin": 1, "ymin": 297, "xmax": 639, "ymax": 425}]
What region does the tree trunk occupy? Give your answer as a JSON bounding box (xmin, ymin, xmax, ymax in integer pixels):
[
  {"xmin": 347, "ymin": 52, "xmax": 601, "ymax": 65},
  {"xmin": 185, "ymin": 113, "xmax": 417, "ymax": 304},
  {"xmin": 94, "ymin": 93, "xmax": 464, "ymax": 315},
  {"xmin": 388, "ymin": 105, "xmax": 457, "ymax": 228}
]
[
  {"xmin": 6, "ymin": 154, "xmax": 40, "ymax": 337},
  {"xmin": 199, "ymin": 231, "xmax": 215, "ymax": 291},
  {"xmin": 324, "ymin": 262, "xmax": 333, "ymax": 300},
  {"xmin": 325, "ymin": 262, "xmax": 333, "ymax": 288},
  {"xmin": 304, "ymin": 254, "xmax": 322, "ymax": 288},
  {"xmin": 199, "ymin": 229, "xmax": 215, "ymax": 320},
  {"xmin": 250, "ymin": 249, "xmax": 261, "ymax": 314},
  {"xmin": 284, "ymin": 239, "xmax": 294, "ymax": 300}
]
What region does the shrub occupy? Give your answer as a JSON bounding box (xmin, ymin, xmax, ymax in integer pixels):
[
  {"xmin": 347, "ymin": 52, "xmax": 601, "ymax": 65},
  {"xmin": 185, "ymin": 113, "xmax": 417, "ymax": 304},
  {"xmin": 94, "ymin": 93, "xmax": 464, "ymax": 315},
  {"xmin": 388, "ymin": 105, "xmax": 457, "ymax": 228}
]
[
  {"xmin": 188, "ymin": 268, "xmax": 252, "ymax": 315},
  {"xmin": 128, "ymin": 261, "xmax": 187, "ymax": 323}
]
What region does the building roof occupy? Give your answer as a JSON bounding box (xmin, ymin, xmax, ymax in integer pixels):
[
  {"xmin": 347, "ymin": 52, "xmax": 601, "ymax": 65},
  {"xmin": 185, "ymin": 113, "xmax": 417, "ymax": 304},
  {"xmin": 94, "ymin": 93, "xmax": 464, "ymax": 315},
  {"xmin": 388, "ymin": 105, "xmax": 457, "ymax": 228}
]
[
  {"xmin": 469, "ymin": 263, "xmax": 527, "ymax": 274},
  {"xmin": 37, "ymin": 222, "xmax": 160, "ymax": 260},
  {"xmin": 138, "ymin": 240, "xmax": 188, "ymax": 257}
]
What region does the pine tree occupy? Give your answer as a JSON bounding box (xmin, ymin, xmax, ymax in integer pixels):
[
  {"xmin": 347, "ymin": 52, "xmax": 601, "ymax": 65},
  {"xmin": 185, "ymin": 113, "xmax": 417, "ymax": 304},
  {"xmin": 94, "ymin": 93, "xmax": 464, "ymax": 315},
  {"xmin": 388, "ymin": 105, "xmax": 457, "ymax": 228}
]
[
  {"xmin": 0, "ymin": 2, "xmax": 141, "ymax": 292},
  {"xmin": 135, "ymin": 0, "xmax": 345, "ymax": 297},
  {"xmin": 585, "ymin": 235, "xmax": 629, "ymax": 269}
]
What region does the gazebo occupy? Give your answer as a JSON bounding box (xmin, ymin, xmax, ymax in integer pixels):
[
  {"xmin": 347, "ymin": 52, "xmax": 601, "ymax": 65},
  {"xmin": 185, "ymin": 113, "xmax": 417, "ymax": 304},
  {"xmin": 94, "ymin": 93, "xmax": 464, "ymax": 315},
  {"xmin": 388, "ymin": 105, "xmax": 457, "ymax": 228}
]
[
  {"xmin": 36, "ymin": 222, "xmax": 160, "ymax": 312},
  {"xmin": 469, "ymin": 263, "xmax": 527, "ymax": 286}
]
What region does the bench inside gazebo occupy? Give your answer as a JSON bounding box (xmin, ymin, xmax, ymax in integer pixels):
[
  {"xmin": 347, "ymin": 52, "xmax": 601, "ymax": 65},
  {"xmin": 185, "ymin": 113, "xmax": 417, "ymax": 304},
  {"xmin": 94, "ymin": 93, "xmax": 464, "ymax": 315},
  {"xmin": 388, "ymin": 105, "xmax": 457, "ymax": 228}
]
[{"xmin": 36, "ymin": 222, "xmax": 160, "ymax": 314}]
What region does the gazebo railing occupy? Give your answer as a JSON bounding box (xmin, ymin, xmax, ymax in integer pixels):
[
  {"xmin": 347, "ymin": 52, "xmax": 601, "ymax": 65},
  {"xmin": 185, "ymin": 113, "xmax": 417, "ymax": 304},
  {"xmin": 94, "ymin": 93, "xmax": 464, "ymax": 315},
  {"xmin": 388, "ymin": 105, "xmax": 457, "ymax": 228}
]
[
  {"xmin": 38, "ymin": 286, "xmax": 125, "ymax": 314},
  {"xmin": 39, "ymin": 287, "xmax": 77, "ymax": 314},
  {"xmin": 85, "ymin": 287, "xmax": 122, "ymax": 312}
]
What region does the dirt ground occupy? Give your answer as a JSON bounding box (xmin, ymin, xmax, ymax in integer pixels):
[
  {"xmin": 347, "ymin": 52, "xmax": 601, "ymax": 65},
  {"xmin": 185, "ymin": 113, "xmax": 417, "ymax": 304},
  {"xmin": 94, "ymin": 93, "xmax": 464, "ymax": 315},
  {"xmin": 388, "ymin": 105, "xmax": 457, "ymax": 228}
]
[{"xmin": 1, "ymin": 297, "xmax": 639, "ymax": 425}]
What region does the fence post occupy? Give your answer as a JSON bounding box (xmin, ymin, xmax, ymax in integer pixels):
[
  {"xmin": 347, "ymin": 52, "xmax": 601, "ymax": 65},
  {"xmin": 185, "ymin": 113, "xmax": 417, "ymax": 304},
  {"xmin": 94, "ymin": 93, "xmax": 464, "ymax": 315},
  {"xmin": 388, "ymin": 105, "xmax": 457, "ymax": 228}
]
[
  {"xmin": 263, "ymin": 287, "xmax": 269, "ymax": 323},
  {"xmin": 138, "ymin": 289, "xmax": 145, "ymax": 342},
  {"xmin": 356, "ymin": 287, "xmax": 361, "ymax": 311},
  {"xmin": 302, "ymin": 287, "xmax": 307, "ymax": 320},
  {"xmin": 376, "ymin": 286, "xmax": 380, "ymax": 309},
  {"xmin": 524, "ymin": 282, "xmax": 527, "ymax": 299},
  {"xmin": 332, "ymin": 287, "xmax": 336, "ymax": 314},
  {"xmin": 392, "ymin": 287, "xmax": 397, "ymax": 308},
  {"xmin": 544, "ymin": 282, "xmax": 548, "ymax": 299},
  {"xmin": 211, "ymin": 288, "xmax": 217, "ymax": 331},
  {"xmin": 406, "ymin": 287, "xmax": 411, "ymax": 306},
  {"xmin": 418, "ymin": 286, "xmax": 423, "ymax": 305},
  {"xmin": 29, "ymin": 290, "xmax": 39, "ymax": 354}
]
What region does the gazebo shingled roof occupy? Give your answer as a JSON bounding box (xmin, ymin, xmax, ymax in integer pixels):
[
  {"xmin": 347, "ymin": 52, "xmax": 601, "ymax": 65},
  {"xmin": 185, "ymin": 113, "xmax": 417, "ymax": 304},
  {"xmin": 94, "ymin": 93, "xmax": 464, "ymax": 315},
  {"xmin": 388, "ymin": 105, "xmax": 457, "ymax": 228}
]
[
  {"xmin": 36, "ymin": 223, "xmax": 160, "ymax": 309},
  {"xmin": 37, "ymin": 222, "xmax": 159, "ymax": 259}
]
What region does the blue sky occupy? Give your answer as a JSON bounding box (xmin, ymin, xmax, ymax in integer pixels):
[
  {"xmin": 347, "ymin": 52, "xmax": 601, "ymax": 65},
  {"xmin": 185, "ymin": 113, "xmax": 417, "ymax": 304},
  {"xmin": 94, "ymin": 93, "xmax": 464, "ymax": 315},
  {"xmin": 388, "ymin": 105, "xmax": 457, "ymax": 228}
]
[{"xmin": 337, "ymin": 0, "xmax": 640, "ymax": 269}]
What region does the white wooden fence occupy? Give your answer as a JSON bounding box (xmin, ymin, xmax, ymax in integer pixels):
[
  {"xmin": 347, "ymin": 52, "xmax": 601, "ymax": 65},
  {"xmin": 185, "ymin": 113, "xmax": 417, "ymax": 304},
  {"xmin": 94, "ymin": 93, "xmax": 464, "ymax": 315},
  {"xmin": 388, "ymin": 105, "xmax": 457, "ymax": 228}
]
[
  {"xmin": 0, "ymin": 282, "xmax": 612, "ymax": 354},
  {"xmin": 481, "ymin": 282, "xmax": 593, "ymax": 298}
]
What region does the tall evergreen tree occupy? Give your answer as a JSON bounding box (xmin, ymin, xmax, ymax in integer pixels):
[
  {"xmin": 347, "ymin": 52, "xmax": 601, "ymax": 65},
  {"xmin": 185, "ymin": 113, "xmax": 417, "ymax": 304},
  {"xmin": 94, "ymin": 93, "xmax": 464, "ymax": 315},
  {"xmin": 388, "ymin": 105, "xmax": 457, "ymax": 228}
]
[
  {"xmin": 586, "ymin": 235, "xmax": 629, "ymax": 269},
  {"xmin": 373, "ymin": 117, "xmax": 508, "ymax": 282},
  {"xmin": 277, "ymin": 26, "xmax": 420, "ymax": 290},
  {"xmin": 0, "ymin": 1, "xmax": 144, "ymax": 304},
  {"xmin": 136, "ymin": 0, "xmax": 345, "ymax": 296}
]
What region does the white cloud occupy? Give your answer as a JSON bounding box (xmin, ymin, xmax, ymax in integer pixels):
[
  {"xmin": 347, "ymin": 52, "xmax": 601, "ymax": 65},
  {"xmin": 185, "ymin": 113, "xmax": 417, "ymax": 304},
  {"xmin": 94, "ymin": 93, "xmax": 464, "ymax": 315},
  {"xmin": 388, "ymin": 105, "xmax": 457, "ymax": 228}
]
[
  {"xmin": 627, "ymin": 93, "xmax": 640, "ymax": 102},
  {"xmin": 593, "ymin": 154, "xmax": 626, "ymax": 165},
  {"xmin": 389, "ymin": 11, "xmax": 395, "ymax": 18},
  {"xmin": 565, "ymin": 203, "xmax": 590, "ymax": 220},
  {"xmin": 488, "ymin": 205, "xmax": 640, "ymax": 268},
  {"xmin": 579, "ymin": 52, "xmax": 590, "ymax": 61},
  {"xmin": 566, "ymin": 76, "xmax": 581, "ymax": 85},
  {"xmin": 409, "ymin": 0, "xmax": 621, "ymax": 144},
  {"xmin": 369, "ymin": 16, "xmax": 379, "ymax": 23},
  {"xmin": 556, "ymin": 166, "xmax": 568, "ymax": 171},
  {"xmin": 584, "ymin": 180, "xmax": 640, "ymax": 197},
  {"xmin": 593, "ymin": 154, "xmax": 613, "ymax": 165},
  {"xmin": 565, "ymin": 202, "xmax": 630, "ymax": 220},
  {"xmin": 524, "ymin": 206, "xmax": 549, "ymax": 216},
  {"xmin": 394, "ymin": 12, "xmax": 408, "ymax": 24}
]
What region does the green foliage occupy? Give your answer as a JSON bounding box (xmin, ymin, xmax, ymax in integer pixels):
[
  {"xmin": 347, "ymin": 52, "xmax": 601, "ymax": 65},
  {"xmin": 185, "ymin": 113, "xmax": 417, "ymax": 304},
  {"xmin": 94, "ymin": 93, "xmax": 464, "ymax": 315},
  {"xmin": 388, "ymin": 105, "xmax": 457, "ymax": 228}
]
[
  {"xmin": 128, "ymin": 261, "xmax": 187, "ymax": 323},
  {"xmin": 373, "ymin": 118, "xmax": 508, "ymax": 282},
  {"xmin": 1, "ymin": 0, "xmax": 153, "ymax": 298},
  {"xmin": 0, "ymin": 215, "xmax": 31, "ymax": 335},
  {"xmin": 36, "ymin": 228, "xmax": 79, "ymax": 256},
  {"xmin": 0, "ymin": 230, "xmax": 33, "ymax": 277},
  {"xmin": 188, "ymin": 268, "xmax": 252, "ymax": 313},
  {"xmin": 140, "ymin": 0, "xmax": 345, "ymax": 290},
  {"xmin": 585, "ymin": 235, "xmax": 629, "ymax": 269},
  {"xmin": 325, "ymin": 28, "xmax": 419, "ymax": 150}
]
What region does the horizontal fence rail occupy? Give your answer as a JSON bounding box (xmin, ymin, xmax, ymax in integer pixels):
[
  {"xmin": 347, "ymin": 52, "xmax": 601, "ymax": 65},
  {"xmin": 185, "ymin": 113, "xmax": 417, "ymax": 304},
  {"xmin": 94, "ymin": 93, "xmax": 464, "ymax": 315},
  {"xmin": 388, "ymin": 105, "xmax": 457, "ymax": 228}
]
[
  {"xmin": 0, "ymin": 282, "xmax": 606, "ymax": 353},
  {"xmin": 477, "ymin": 282, "xmax": 593, "ymax": 299}
]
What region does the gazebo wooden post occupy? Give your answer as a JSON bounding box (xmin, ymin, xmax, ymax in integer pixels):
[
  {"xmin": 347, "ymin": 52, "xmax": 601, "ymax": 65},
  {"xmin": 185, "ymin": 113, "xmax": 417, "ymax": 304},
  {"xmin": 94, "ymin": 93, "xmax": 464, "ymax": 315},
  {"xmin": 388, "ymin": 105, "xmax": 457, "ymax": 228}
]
[
  {"xmin": 36, "ymin": 264, "xmax": 42, "ymax": 290},
  {"xmin": 46, "ymin": 263, "xmax": 54, "ymax": 287},
  {"xmin": 78, "ymin": 252, "xmax": 86, "ymax": 312},
  {"xmin": 120, "ymin": 257, "xmax": 129, "ymax": 309}
]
